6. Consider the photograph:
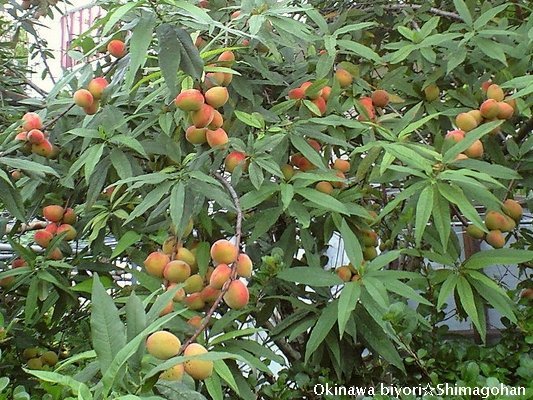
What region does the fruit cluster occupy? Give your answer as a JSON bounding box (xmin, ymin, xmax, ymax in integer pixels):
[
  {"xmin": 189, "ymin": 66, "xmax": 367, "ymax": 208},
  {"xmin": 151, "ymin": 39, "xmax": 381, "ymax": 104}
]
[
  {"xmin": 15, "ymin": 113, "xmax": 57, "ymax": 158},
  {"xmin": 73, "ymin": 77, "xmax": 109, "ymax": 115},
  {"xmin": 146, "ymin": 331, "xmax": 213, "ymax": 381},
  {"xmin": 143, "ymin": 236, "xmax": 251, "ymax": 313},
  {"xmin": 177, "ymin": 51, "xmax": 234, "ymax": 147},
  {"xmin": 287, "ymin": 80, "xmax": 332, "ymax": 115},
  {"xmin": 466, "ymin": 199, "xmax": 523, "ymax": 248},
  {"xmin": 446, "ymin": 83, "xmax": 517, "ymax": 160},
  {"xmin": 22, "ymin": 347, "xmax": 58, "ymax": 370},
  {"xmin": 34, "ymin": 205, "xmax": 77, "ymax": 259}
]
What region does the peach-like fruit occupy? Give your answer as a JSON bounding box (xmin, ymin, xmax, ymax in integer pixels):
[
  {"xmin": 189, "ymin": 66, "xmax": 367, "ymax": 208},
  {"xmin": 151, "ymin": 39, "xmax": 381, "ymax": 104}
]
[
  {"xmin": 73, "ymin": 89, "xmax": 94, "ymax": 108},
  {"xmin": 57, "ymin": 224, "xmax": 77, "ymax": 241},
  {"xmin": 497, "ymin": 102, "xmax": 514, "ymax": 120},
  {"xmin": 184, "ymin": 274, "xmax": 204, "ymax": 294},
  {"xmin": 34, "ymin": 230, "xmax": 53, "ymax": 248},
  {"xmin": 321, "ymin": 86, "xmax": 332, "ymax": 101},
  {"xmin": 445, "ymin": 129, "xmax": 465, "ymax": 143},
  {"xmin": 236, "ymin": 253, "xmax": 252, "ymax": 278},
  {"xmin": 209, "ymin": 263, "xmax": 232, "ymax": 289},
  {"xmin": 288, "ymin": 88, "xmax": 305, "ymax": 100},
  {"xmin": 423, "ymin": 84, "xmax": 440, "ymax": 101},
  {"xmin": 184, "ymin": 292, "xmax": 205, "ymax": 310},
  {"xmin": 464, "ymin": 140, "xmax": 483, "ymax": 158},
  {"xmin": 200, "ymin": 285, "xmax": 220, "ymax": 304},
  {"xmin": 206, "ymin": 127, "xmax": 229, "ymax": 148},
  {"xmin": 486, "ymin": 84, "xmax": 504, "ymax": 102},
  {"xmin": 210, "ymin": 239, "xmax": 238, "ymax": 264},
  {"xmin": 183, "ymin": 343, "xmax": 213, "ymax": 380},
  {"xmin": 480, "ymin": 99, "xmax": 499, "ymax": 119},
  {"xmin": 22, "ymin": 112, "xmax": 43, "ymax": 131},
  {"xmin": 62, "ymin": 208, "xmax": 77, "ymax": 224},
  {"xmin": 333, "ymin": 159, "xmax": 350, "ymax": 173},
  {"xmin": 467, "ymin": 109, "xmax": 483, "ymax": 125},
  {"xmin": 166, "ymin": 284, "xmax": 186, "ymax": 302},
  {"xmin": 204, "ymin": 86, "xmax": 229, "ymax": 108},
  {"xmin": 336, "ymin": 266, "xmax": 352, "ymax": 282},
  {"xmin": 486, "ymin": 230, "xmax": 505, "ymax": 248},
  {"xmin": 502, "ymin": 199, "xmax": 522, "ymax": 221},
  {"xmin": 164, "ymin": 260, "xmax": 191, "ymax": 283},
  {"xmin": 466, "ymin": 225, "xmax": 485, "ymax": 240},
  {"xmin": 191, "ymin": 104, "xmax": 215, "ymax": 128},
  {"xmin": 43, "ymin": 205, "xmax": 65, "ymax": 222},
  {"xmin": 107, "ymin": 39, "xmax": 126, "ymax": 58},
  {"xmin": 175, "ymin": 89, "xmax": 205, "ymax": 112},
  {"xmin": 311, "ymin": 97, "xmax": 327, "ymax": 115},
  {"xmin": 146, "ymin": 331, "xmax": 181, "ymax": 360},
  {"xmin": 455, "ymin": 112, "xmax": 478, "ymax": 132},
  {"xmin": 315, "ymin": 181, "xmax": 333, "ymax": 194},
  {"xmin": 223, "ymin": 280, "xmax": 249, "ymax": 309},
  {"xmin": 185, "ymin": 126, "xmax": 207, "ymax": 145},
  {"xmin": 485, "ymin": 210, "xmax": 507, "ymax": 231},
  {"xmin": 31, "ymin": 140, "xmax": 54, "ymax": 157},
  {"xmin": 224, "ymin": 151, "xmax": 246, "ymax": 172},
  {"xmin": 217, "ymin": 51, "xmax": 235, "ymax": 67},
  {"xmin": 27, "ymin": 129, "xmax": 46, "ymax": 144},
  {"xmin": 371, "ymin": 90, "xmax": 389, "ymax": 108},
  {"xmin": 143, "ymin": 252, "xmax": 170, "ymax": 278},
  {"xmin": 208, "ymin": 109, "xmax": 224, "ymax": 129},
  {"xmin": 160, "ymin": 363, "xmax": 185, "ymax": 381},
  {"xmin": 87, "ymin": 77, "xmax": 109, "ymax": 100},
  {"xmin": 335, "ymin": 69, "xmax": 353, "ymax": 88}
]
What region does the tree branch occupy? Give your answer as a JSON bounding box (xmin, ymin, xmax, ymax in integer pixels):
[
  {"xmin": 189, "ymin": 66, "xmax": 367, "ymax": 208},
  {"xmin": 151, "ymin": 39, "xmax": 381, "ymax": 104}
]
[{"xmin": 516, "ymin": 117, "xmax": 533, "ymax": 144}]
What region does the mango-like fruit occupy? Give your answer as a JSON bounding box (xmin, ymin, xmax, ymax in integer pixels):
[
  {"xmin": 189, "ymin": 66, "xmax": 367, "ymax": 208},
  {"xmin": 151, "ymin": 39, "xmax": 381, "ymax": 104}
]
[{"xmin": 183, "ymin": 343, "xmax": 213, "ymax": 380}]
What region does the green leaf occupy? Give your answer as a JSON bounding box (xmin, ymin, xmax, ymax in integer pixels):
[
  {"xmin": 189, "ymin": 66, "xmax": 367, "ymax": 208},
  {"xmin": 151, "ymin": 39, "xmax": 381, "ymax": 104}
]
[
  {"xmin": 0, "ymin": 180, "xmax": 25, "ymax": 221},
  {"xmin": 432, "ymin": 192, "xmax": 451, "ymax": 249},
  {"xmin": 473, "ymin": 4, "xmax": 508, "ymax": 30},
  {"xmin": 90, "ymin": 274, "xmax": 127, "ymax": 375},
  {"xmin": 176, "ymin": 28, "xmax": 204, "ymax": 79},
  {"xmin": 415, "ymin": 185, "xmax": 434, "ymax": 247},
  {"xmin": 111, "ymin": 231, "xmax": 141, "ymax": 259},
  {"xmin": 0, "ymin": 157, "xmax": 59, "ymax": 178},
  {"xmin": 453, "ymin": 0, "xmax": 472, "ymax": 25},
  {"xmin": 157, "ymin": 24, "xmax": 180, "ymax": 95},
  {"xmin": 467, "ymin": 273, "xmax": 516, "ymax": 323},
  {"xmin": 383, "ymin": 278, "xmax": 432, "ymax": 306},
  {"xmin": 169, "ymin": 182, "xmax": 185, "ymax": 237},
  {"xmin": 125, "ymin": 181, "xmax": 172, "ymax": 223},
  {"xmin": 463, "ymin": 249, "xmax": 533, "ymax": 270},
  {"xmin": 205, "ymin": 373, "xmax": 223, "ymax": 400},
  {"xmin": 437, "ymin": 183, "xmax": 484, "ymax": 229},
  {"xmin": 102, "ymin": 2, "xmax": 140, "ymax": 36},
  {"xmin": 83, "ymin": 143, "xmax": 105, "ymax": 181},
  {"xmin": 337, "ymin": 218, "xmax": 363, "ymax": 268},
  {"xmin": 277, "ymin": 267, "xmax": 343, "ymax": 287},
  {"xmin": 23, "ymin": 370, "xmax": 92, "ymax": 399},
  {"xmin": 234, "ymin": 110, "xmax": 263, "ymax": 129},
  {"xmin": 305, "ymin": 300, "xmax": 338, "ymax": 362},
  {"xmin": 126, "ymin": 14, "xmax": 157, "ymax": 89},
  {"xmin": 296, "ymin": 188, "xmax": 350, "ymax": 214},
  {"xmin": 338, "ymin": 282, "xmax": 361, "ymax": 337},
  {"xmin": 248, "ymin": 162, "xmax": 264, "ymax": 190},
  {"xmin": 290, "ymin": 135, "xmax": 326, "ymax": 170},
  {"xmin": 110, "ymin": 135, "xmax": 148, "ymax": 158},
  {"xmin": 337, "ymin": 40, "xmax": 381, "ymax": 62},
  {"xmin": 213, "ymin": 360, "xmax": 240, "ymax": 394},
  {"xmin": 279, "ymin": 183, "xmax": 294, "ymax": 210},
  {"xmin": 456, "ymin": 276, "xmax": 484, "ymax": 340}
]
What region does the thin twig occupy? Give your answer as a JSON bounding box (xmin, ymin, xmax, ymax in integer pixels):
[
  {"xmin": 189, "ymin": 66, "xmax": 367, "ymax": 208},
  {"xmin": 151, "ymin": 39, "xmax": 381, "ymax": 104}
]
[
  {"xmin": 178, "ymin": 172, "xmax": 243, "ymax": 352},
  {"xmin": 451, "ymin": 204, "xmax": 469, "ymax": 227}
]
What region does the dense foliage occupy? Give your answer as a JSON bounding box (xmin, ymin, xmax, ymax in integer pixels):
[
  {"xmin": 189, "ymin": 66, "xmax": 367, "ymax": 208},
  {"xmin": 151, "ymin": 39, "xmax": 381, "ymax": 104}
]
[{"xmin": 1, "ymin": 0, "xmax": 532, "ymax": 399}]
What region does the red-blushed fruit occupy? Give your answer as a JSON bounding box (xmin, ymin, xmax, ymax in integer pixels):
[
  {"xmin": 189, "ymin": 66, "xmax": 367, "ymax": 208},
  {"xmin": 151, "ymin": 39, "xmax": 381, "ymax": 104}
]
[
  {"xmin": 336, "ymin": 266, "xmax": 352, "ymax": 282},
  {"xmin": 47, "ymin": 248, "xmax": 63, "ymax": 260},
  {"xmin": 166, "ymin": 283, "xmax": 186, "ymax": 302},
  {"xmin": 22, "ymin": 112, "xmax": 43, "ymax": 131},
  {"xmin": 502, "ymin": 199, "xmax": 523, "ymax": 222},
  {"xmin": 204, "ymin": 86, "xmax": 229, "ymax": 108},
  {"xmin": 485, "ymin": 211, "xmax": 507, "ymax": 231},
  {"xmin": 210, "ymin": 239, "xmax": 238, "ymax": 265},
  {"xmin": 206, "ymin": 127, "xmax": 229, "ymax": 148},
  {"xmin": 335, "ymin": 68, "xmax": 353, "ymax": 88},
  {"xmin": 195, "ymin": 36, "xmax": 206, "ymax": 48},
  {"xmin": 45, "ymin": 223, "xmax": 58, "ymax": 235},
  {"xmin": 486, "ymin": 230, "xmax": 505, "ymax": 248},
  {"xmin": 486, "ymin": 84, "xmax": 504, "ymax": 102},
  {"xmin": 481, "ymin": 80, "xmax": 492, "ymax": 92},
  {"xmin": 445, "ymin": 129, "xmax": 465, "ymax": 143},
  {"xmin": 83, "ymin": 100, "xmax": 100, "ymax": 115},
  {"xmin": 223, "ymin": 280, "xmax": 249, "ymax": 309},
  {"xmin": 146, "ymin": 331, "xmax": 181, "ymax": 360},
  {"xmin": 321, "ymin": 86, "xmax": 332, "ymax": 101},
  {"xmin": 480, "ymin": 99, "xmax": 499, "ymax": 119},
  {"xmin": 87, "ymin": 77, "xmax": 109, "ymax": 99},
  {"xmin": 497, "ymin": 102, "xmax": 514, "ymax": 120},
  {"xmin": 187, "ymin": 315, "xmax": 203, "ymax": 329},
  {"xmin": 183, "ymin": 343, "xmax": 213, "ymax": 380},
  {"xmin": 31, "ymin": 140, "xmax": 54, "ymax": 157},
  {"xmin": 288, "ymin": 87, "xmax": 305, "ymax": 100},
  {"xmin": 361, "ymin": 230, "xmax": 378, "ymax": 247},
  {"xmin": 11, "ymin": 170, "xmax": 23, "ymax": 180},
  {"xmin": 175, "ymin": 247, "xmax": 197, "ymax": 271},
  {"xmin": 164, "ymin": 260, "xmax": 191, "ymax": 283},
  {"xmin": 301, "ymin": 82, "xmax": 322, "ymax": 99},
  {"xmin": 371, "ymin": 90, "xmax": 389, "ymax": 108},
  {"xmin": 217, "ymin": 51, "xmax": 235, "ymax": 67},
  {"xmin": 230, "ymin": 10, "xmax": 241, "ymax": 19},
  {"xmin": 311, "ymin": 96, "xmax": 327, "ymax": 115},
  {"xmin": 34, "ymin": 230, "xmax": 53, "ymax": 248},
  {"xmin": 175, "ymin": 89, "xmax": 205, "ymax": 112},
  {"xmin": 363, "ymin": 246, "xmax": 377, "ymax": 260},
  {"xmin": 332, "ymin": 171, "xmax": 346, "ymax": 189},
  {"xmin": 185, "ymin": 126, "xmax": 207, "ymax": 145},
  {"xmin": 520, "ymin": 288, "xmax": 533, "ymax": 300},
  {"xmin": 315, "ymin": 181, "xmax": 333, "ymax": 194},
  {"xmin": 15, "ymin": 131, "xmax": 27, "ymax": 141},
  {"xmin": 12, "ymin": 258, "xmax": 27, "ymax": 268},
  {"xmin": 62, "ymin": 208, "xmax": 76, "ymax": 224},
  {"xmin": 43, "ymin": 205, "xmax": 65, "ymax": 222},
  {"xmin": 107, "ymin": 39, "xmax": 126, "ymax": 58},
  {"xmin": 73, "ymin": 89, "xmax": 94, "ymax": 108},
  {"xmin": 222, "ymin": 73, "xmax": 233, "ymax": 86},
  {"xmin": 281, "ymin": 164, "xmax": 295, "ymax": 180},
  {"xmin": 0, "ymin": 276, "xmax": 14, "ymax": 288},
  {"xmin": 501, "ymin": 215, "xmax": 516, "ymax": 232},
  {"xmin": 333, "ymin": 159, "xmax": 350, "ymax": 173},
  {"xmin": 160, "ymin": 363, "xmax": 185, "ymax": 381},
  {"xmin": 291, "ymin": 153, "xmax": 315, "ymax": 171},
  {"xmin": 205, "ymin": 72, "xmax": 225, "ymax": 88},
  {"xmin": 208, "ymin": 109, "xmax": 224, "ymax": 129},
  {"xmin": 209, "ymin": 264, "xmax": 232, "ymax": 289},
  {"xmin": 466, "ymin": 225, "xmax": 485, "ymax": 240},
  {"xmin": 504, "ymin": 97, "xmax": 517, "ymax": 113},
  {"xmin": 224, "ymin": 151, "xmax": 246, "ymax": 172},
  {"xmin": 200, "ymin": 285, "xmax": 220, "ymax": 304},
  {"xmin": 159, "ymin": 300, "xmax": 174, "ymax": 316},
  {"xmin": 184, "ymin": 274, "xmax": 204, "ymax": 294},
  {"xmin": 455, "ymin": 112, "xmax": 478, "ymax": 132},
  {"xmin": 184, "ymin": 292, "xmax": 205, "ymax": 310},
  {"xmin": 57, "ymin": 224, "xmax": 77, "ymax": 241},
  {"xmin": 464, "ymin": 140, "xmax": 483, "ymax": 158},
  {"xmin": 27, "ymin": 129, "xmax": 46, "ymax": 144},
  {"xmin": 305, "ymin": 139, "xmax": 320, "ymax": 152},
  {"xmin": 467, "ymin": 109, "xmax": 483, "ymax": 125},
  {"xmin": 144, "ymin": 252, "xmax": 171, "ymax": 278},
  {"xmin": 191, "ymin": 104, "xmax": 215, "ymax": 128},
  {"xmin": 423, "ymin": 84, "xmax": 440, "ymax": 101},
  {"xmin": 236, "ymin": 253, "xmax": 252, "ymax": 278},
  {"xmin": 357, "ymin": 97, "xmax": 375, "ymax": 120}
]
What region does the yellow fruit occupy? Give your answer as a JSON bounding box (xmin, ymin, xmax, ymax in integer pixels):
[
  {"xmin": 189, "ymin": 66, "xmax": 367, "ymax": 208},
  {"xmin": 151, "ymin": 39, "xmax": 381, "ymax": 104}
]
[
  {"xmin": 466, "ymin": 225, "xmax": 485, "ymax": 240},
  {"xmin": 485, "ymin": 230, "xmax": 505, "ymax": 248},
  {"xmin": 336, "ymin": 266, "xmax": 352, "ymax": 282},
  {"xmin": 502, "ymin": 199, "xmax": 522, "ymax": 222},
  {"xmin": 235, "ymin": 254, "xmax": 252, "ymax": 278},
  {"xmin": 146, "ymin": 331, "xmax": 181, "ymax": 360},
  {"xmin": 486, "ymin": 84, "xmax": 504, "ymax": 102},
  {"xmin": 160, "ymin": 363, "xmax": 185, "ymax": 381},
  {"xmin": 143, "ymin": 252, "xmax": 170, "ymax": 278},
  {"xmin": 223, "ymin": 280, "xmax": 249, "ymax": 309},
  {"xmin": 455, "ymin": 112, "xmax": 478, "ymax": 132},
  {"xmin": 183, "ymin": 343, "xmax": 213, "ymax": 380},
  {"xmin": 210, "ymin": 239, "xmax": 238, "ymax": 264}
]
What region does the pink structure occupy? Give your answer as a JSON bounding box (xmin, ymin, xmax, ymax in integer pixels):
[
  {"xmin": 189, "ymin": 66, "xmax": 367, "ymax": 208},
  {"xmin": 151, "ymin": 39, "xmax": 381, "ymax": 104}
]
[{"xmin": 60, "ymin": 5, "xmax": 103, "ymax": 69}]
